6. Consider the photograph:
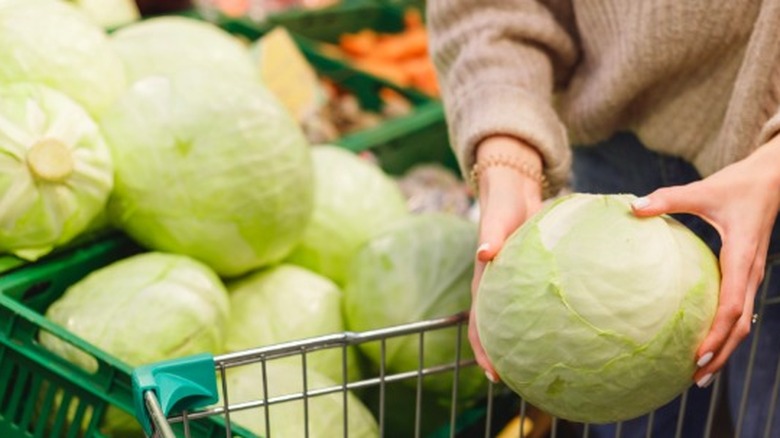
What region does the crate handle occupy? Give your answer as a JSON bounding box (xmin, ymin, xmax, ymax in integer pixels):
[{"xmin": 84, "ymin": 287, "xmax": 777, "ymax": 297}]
[{"xmin": 131, "ymin": 353, "xmax": 217, "ymax": 435}]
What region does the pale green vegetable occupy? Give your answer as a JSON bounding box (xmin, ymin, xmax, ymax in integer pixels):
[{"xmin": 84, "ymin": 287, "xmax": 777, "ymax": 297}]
[
  {"xmin": 343, "ymin": 213, "xmax": 487, "ymax": 401},
  {"xmin": 110, "ymin": 16, "xmax": 258, "ymax": 85},
  {"xmin": 101, "ymin": 70, "xmax": 314, "ymax": 277},
  {"xmin": 220, "ymin": 361, "xmax": 379, "ymax": 438},
  {"xmin": 476, "ymin": 193, "xmax": 720, "ymax": 423},
  {"xmin": 225, "ymin": 264, "xmax": 362, "ymax": 382},
  {"xmin": 40, "ymin": 251, "xmax": 230, "ymax": 436},
  {"xmin": 0, "ymin": 83, "xmax": 113, "ymax": 260},
  {"xmin": 0, "ymin": 0, "xmax": 126, "ymax": 115},
  {"xmin": 69, "ymin": 0, "xmax": 140, "ymax": 29},
  {"xmin": 286, "ymin": 145, "xmax": 409, "ymax": 285}
]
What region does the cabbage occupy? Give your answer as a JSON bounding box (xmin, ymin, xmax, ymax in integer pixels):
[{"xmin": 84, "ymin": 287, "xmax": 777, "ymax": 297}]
[
  {"xmin": 39, "ymin": 251, "xmax": 230, "ymax": 436},
  {"xmin": 476, "ymin": 193, "xmax": 719, "ymax": 423},
  {"xmin": 0, "ymin": 83, "xmax": 113, "ymax": 260},
  {"xmin": 286, "ymin": 145, "xmax": 409, "ymax": 285},
  {"xmin": 110, "ymin": 16, "xmax": 258, "ymax": 85},
  {"xmin": 225, "ymin": 264, "xmax": 362, "ymax": 382},
  {"xmin": 100, "ymin": 70, "xmax": 314, "ymax": 277},
  {"xmin": 343, "ymin": 213, "xmax": 486, "ymax": 400},
  {"xmin": 0, "ymin": 0, "xmax": 126, "ymax": 115},
  {"xmin": 220, "ymin": 361, "xmax": 379, "ymax": 438}
]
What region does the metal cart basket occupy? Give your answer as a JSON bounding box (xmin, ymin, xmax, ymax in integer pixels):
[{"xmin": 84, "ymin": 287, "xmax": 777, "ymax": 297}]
[{"xmin": 133, "ymin": 277, "xmax": 780, "ymax": 438}]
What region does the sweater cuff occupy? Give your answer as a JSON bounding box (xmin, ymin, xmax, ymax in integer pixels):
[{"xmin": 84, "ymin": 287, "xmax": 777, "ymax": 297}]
[
  {"xmin": 449, "ymin": 84, "xmax": 571, "ymax": 198},
  {"xmin": 758, "ymin": 109, "xmax": 780, "ymax": 145}
]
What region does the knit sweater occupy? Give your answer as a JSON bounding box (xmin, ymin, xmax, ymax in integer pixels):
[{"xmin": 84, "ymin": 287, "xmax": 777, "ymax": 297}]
[{"xmin": 427, "ymin": 0, "xmax": 780, "ymax": 196}]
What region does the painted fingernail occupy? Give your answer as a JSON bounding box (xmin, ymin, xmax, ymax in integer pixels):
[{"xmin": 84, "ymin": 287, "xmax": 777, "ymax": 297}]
[
  {"xmin": 696, "ymin": 352, "xmax": 714, "ymax": 368},
  {"xmin": 696, "ymin": 373, "xmax": 714, "ymax": 388},
  {"xmin": 477, "ymin": 243, "xmax": 490, "ymax": 257},
  {"xmin": 631, "ymin": 197, "xmax": 650, "ymax": 210},
  {"xmin": 485, "ymin": 371, "xmax": 498, "ymax": 383}
]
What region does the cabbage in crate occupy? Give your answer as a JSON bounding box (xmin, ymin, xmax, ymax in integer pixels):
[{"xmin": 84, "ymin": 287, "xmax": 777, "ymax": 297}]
[
  {"xmin": 0, "ymin": 83, "xmax": 113, "ymax": 260},
  {"xmin": 0, "ymin": 0, "xmax": 126, "ymax": 116},
  {"xmin": 39, "ymin": 251, "xmax": 230, "ymax": 436},
  {"xmin": 225, "ymin": 264, "xmax": 362, "ymax": 383},
  {"xmin": 344, "ymin": 213, "xmax": 487, "ymax": 402},
  {"xmin": 476, "ymin": 193, "xmax": 719, "ymax": 423},
  {"xmin": 110, "ymin": 16, "xmax": 259, "ymax": 85},
  {"xmin": 100, "ymin": 69, "xmax": 314, "ymax": 277},
  {"xmin": 285, "ymin": 145, "xmax": 409, "ymax": 286},
  {"xmin": 219, "ymin": 361, "xmax": 379, "ymax": 438}
]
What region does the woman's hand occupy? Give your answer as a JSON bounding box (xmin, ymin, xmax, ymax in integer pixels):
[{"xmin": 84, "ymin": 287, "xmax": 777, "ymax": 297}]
[
  {"xmin": 631, "ymin": 135, "xmax": 780, "ymax": 388},
  {"xmin": 470, "ymin": 135, "xmax": 545, "ymax": 382}
]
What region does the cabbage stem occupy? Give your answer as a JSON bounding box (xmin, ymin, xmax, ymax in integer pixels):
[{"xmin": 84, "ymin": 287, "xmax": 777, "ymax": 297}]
[{"xmin": 27, "ymin": 138, "xmax": 74, "ymax": 182}]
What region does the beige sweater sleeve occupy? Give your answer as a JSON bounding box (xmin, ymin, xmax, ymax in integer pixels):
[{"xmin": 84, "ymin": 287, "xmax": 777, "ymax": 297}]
[{"xmin": 427, "ymin": 0, "xmax": 579, "ymax": 196}]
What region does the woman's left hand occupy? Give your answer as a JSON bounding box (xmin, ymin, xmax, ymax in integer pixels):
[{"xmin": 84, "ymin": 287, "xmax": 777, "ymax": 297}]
[{"xmin": 631, "ymin": 135, "xmax": 780, "ymax": 388}]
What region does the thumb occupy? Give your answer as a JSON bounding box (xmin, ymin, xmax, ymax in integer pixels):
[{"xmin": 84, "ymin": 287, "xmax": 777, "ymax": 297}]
[{"xmin": 630, "ymin": 185, "xmax": 702, "ymax": 218}]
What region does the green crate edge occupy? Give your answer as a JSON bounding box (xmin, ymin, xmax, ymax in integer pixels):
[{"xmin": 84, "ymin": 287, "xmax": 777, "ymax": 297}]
[{"xmin": 0, "ymin": 234, "xmax": 245, "ymax": 438}]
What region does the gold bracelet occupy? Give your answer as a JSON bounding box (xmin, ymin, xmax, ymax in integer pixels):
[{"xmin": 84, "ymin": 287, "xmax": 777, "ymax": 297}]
[{"xmin": 470, "ymin": 153, "xmax": 548, "ymax": 190}]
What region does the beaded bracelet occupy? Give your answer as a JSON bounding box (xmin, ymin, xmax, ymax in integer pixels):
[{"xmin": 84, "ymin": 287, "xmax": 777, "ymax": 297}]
[{"xmin": 469, "ymin": 153, "xmax": 548, "ymax": 190}]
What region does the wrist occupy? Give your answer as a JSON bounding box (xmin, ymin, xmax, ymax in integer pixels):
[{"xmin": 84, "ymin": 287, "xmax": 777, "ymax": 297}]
[{"xmin": 472, "ymin": 135, "xmax": 546, "ymax": 194}]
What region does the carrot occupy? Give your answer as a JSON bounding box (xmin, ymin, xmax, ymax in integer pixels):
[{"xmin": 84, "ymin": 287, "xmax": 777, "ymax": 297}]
[
  {"xmin": 338, "ymin": 29, "xmax": 379, "ymax": 57},
  {"xmin": 372, "ymin": 27, "xmax": 428, "ymax": 61},
  {"xmin": 335, "ymin": 8, "xmax": 440, "ymax": 96}
]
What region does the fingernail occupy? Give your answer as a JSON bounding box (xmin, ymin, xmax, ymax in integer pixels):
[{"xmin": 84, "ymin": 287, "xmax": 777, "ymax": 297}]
[
  {"xmin": 477, "ymin": 243, "xmax": 490, "ymax": 257},
  {"xmin": 485, "ymin": 371, "xmax": 498, "ymax": 383},
  {"xmin": 696, "ymin": 352, "xmax": 713, "ymax": 368},
  {"xmin": 696, "ymin": 373, "xmax": 714, "ymax": 388},
  {"xmin": 631, "ymin": 197, "xmax": 650, "ymax": 210}
]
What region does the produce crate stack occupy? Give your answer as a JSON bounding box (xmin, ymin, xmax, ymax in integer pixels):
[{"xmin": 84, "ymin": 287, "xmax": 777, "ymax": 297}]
[{"xmin": 0, "ymin": 0, "xmax": 502, "ymax": 437}]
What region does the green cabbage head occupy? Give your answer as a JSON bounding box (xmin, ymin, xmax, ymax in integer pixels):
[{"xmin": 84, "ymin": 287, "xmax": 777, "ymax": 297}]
[
  {"xmin": 0, "ymin": 0, "xmax": 126, "ymax": 116},
  {"xmin": 344, "ymin": 213, "xmax": 487, "ymax": 401},
  {"xmin": 100, "ymin": 70, "xmax": 314, "ymax": 277},
  {"xmin": 286, "ymin": 145, "xmax": 409, "ymax": 285},
  {"xmin": 225, "ymin": 264, "xmax": 362, "ymax": 383},
  {"xmin": 39, "ymin": 251, "xmax": 230, "ymax": 436},
  {"xmin": 476, "ymin": 193, "xmax": 720, "ymax": 423},
  {"xmin": 0, "ymin": 83, "xmax": 113, "ymax": 260},
  {"xmin": 110, "ymin": 16, "xmax": 258, "ymax": 85}
]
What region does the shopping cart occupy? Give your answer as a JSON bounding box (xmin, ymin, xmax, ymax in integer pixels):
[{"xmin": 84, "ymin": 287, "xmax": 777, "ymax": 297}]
[
  {"xmin": 131, "ymin": 283, "xmax": 780, "ymax": 438},
  {"xmin": 132, "ymin": 312, "xmax": 523, "ymax": 438}
]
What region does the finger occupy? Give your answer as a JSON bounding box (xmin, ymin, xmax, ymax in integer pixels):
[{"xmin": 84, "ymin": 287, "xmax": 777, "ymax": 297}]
[
  {"xmin": 695, "ymin": 242, "xmax": 766, "ymax": 381},
  {"xmin": 693, "ymin": 237, "xmax": 755, "ymax": 375},
  {"xmin": 630, "ymin": 184, "xmax": 708, "ymax": 219},
  {"xmin": 469, "ymin": 308, "xmax": 500, "ymax": 383},
  {"xmin": 694, "ymin": 293, "xmax": 756, "ymax": 386}
]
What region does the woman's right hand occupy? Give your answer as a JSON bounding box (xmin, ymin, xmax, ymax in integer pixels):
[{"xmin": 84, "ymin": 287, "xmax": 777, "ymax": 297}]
[{"xmin": 470, "ymin": 135, "xmax": 545, "ymax": 382}]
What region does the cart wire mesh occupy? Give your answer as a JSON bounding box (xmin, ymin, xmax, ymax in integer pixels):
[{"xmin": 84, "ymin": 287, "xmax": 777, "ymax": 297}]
[{"xmin": 135, "ymin": 266, "xmax": 780, "ymax": 438}]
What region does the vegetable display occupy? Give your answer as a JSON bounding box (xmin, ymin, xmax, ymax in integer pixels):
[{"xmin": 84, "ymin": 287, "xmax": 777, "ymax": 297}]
[
  {"xmin": 0, "ymin": 1, "xmax": 491, "ymax": 435},
  {"xmin": 285, "ymin": 145, "xmax": 409, "ymax": 285},
  {"xmin": 100, "ymin": 70, "xmax": 314, "ymax": 277},
  {"xmin": 0, "ymin": 83, "xmax": 113, "ymax": 260},
  {"xmin": 476, "ymin": 193, "xmax": 720, "ymax": 423}
]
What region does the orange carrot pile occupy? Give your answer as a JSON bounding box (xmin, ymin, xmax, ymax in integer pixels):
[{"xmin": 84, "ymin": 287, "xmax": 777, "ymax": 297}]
[{"xmin": 336, "ymin": 9, "xmax": 439, "ymax": 97}]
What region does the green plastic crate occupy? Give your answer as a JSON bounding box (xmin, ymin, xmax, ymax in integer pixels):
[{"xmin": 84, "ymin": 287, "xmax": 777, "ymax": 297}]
[
  {"xmin": 0, "ymin": 234, "xmax": 244, "ymax": 437},
  {"xmin": 219, "ymin": 5, "xmax": 459, "ymax": 177}
]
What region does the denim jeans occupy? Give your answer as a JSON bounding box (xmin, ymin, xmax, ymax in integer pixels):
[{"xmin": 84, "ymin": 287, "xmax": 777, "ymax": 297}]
[{"xmin": 570, "ymin": 132, "xmax": 780, "ymax": 438}]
